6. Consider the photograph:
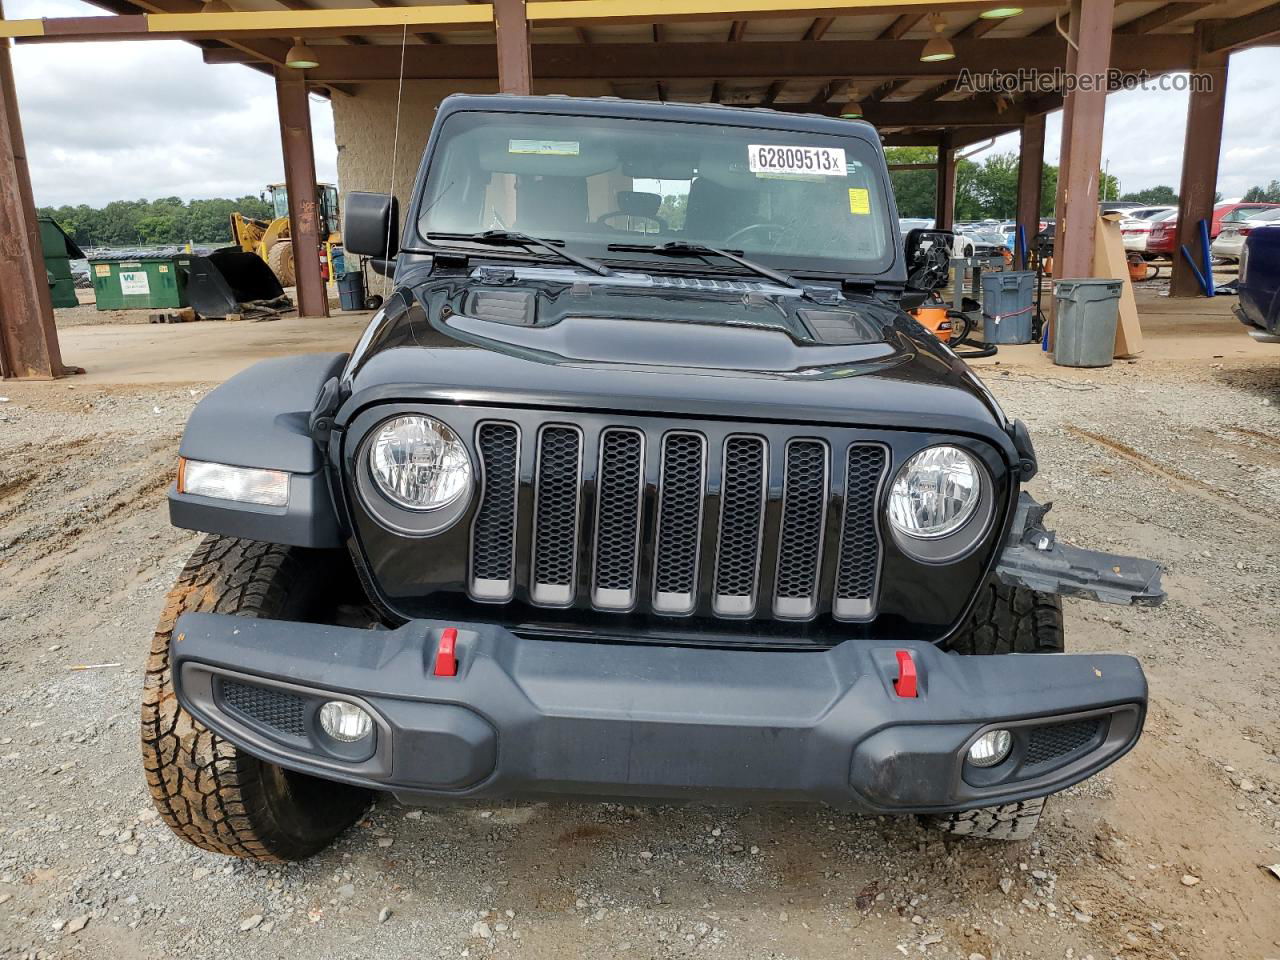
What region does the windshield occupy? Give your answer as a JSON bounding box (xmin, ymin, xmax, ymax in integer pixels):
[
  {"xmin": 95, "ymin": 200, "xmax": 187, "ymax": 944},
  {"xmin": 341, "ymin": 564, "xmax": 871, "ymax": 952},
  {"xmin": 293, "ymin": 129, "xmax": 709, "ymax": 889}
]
[{"xmin": 415, "ymin": 111, "xmax": 894, "ymax": 276}]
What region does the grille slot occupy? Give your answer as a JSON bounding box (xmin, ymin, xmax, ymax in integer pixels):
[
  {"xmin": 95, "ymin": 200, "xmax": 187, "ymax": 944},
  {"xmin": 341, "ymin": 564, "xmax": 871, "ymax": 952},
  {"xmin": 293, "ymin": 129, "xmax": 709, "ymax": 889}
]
[
  {"xmin": 531, "ymin": 425, "xmax": 584, "ymax": 605},
  {"xmin": 834, "ymin": 444, "xmax": 888, "ymax": 620},
  {"xmin": 713, "ymin": 436, "xmax": 768, "ymax": 617},
  {"xmin": 1024, "ymin": 717, "xmax": 1103, "ymax": 766},
  {"xmin": 221, "ymin": 679, "xmax": 307, "ymax": 739},
  {"xmin": 592, "ymin": 428, "xmax": 645, "ymax": 610},
  {"xmin": 773, "ymin": 440, "xmax": 829, "ymax": 619},
  {"xmin": 653, "ymin": 432, "xmax": 707, "ymax": 614},
  {"xmin": 470, "ymin": 422, "xmax": 520, "ymax": 601}
]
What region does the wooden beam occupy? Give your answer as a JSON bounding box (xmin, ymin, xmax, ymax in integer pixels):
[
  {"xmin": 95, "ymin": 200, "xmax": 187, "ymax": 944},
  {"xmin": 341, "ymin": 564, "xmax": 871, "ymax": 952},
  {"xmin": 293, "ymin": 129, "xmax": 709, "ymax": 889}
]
[
  {"xmin": 876, "ymin": 12, "xmax": 925, "ymax": 39},
  {"xmin": 1016, "ymin": 112, "xmax": 1045, "ymax": 265},
  {"xmin": 195, "ymin": 36, "xmax": 1195, "ymax": 81},
  {"xmin": 1171, "ymin": 23, "xmax": 1229, "ymax": 296},
  {"xmin": 1116, "ymin": 1, "xmax": 1206, "ymax": 34},
  {"xmin": 524, "ymin": 0, "xmax": 1062, "ymax": 28},
  {"xmin": 275, "ymin": 71, "xmax": 327, "ymax": 319},
  {"xmin": 954, "ymin": 15, "xmax": 1000, "ymax": 39},
  {"xmin": 1056, "ymin": 0, "xmax": 1114, "ymax": 282},
  {"xmin": 882, "ymin": 126, "xmax": 1014, "ymax": 145},
  {"xmin": 776, "ymin": 95, "xmax": 1061, "ymax": 124},
  {"xmin": 1204, "ymin": 0, "xmax": 1280, "ymax": 50},
  {"xmin": 728, "ymin": 20, "xmax": 747, "ymax": 39},
  {"xmin": 888, "ymin": 162, "xmax": 937, "ymax": 170},
  {"xmin": 0, "ymin": 0, "xmax": 71, "ymax": 379},
  {"xmin": 494, "ymin": 0, "xmax": 531, "ymax": 94},
  {"xmin": 803, "ymin": 16, "xmax": 834, "ymax": 39},
  {"xmin": 935, "ymin": 133, "xmax": 956, "ymax": 229}
]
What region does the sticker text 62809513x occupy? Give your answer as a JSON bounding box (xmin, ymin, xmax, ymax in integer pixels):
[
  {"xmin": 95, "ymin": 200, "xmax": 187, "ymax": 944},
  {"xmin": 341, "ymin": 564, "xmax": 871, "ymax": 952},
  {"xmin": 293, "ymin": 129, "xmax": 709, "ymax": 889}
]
[{"xmin": 747, "ymin": 145, "xmax": 846, "ymax": 177}]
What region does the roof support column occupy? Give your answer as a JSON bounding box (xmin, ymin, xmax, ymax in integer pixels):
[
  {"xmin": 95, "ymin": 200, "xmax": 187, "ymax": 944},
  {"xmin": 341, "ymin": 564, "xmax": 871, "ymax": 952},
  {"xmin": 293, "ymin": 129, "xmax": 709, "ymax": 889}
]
[
  {"xmin": 494, "ymin": 0, "xmax": 531, "ymax": 95},
  {"xmin": 1016, "ymin": 112, "xmax": 1046, "ymax": 268},
  {"xmin": 1169, "ymin": 24, "xmax": 1228, "ymax": 298},
  {"xmin": 935, "ymin": 134, "xmax": 956, "ymax": 231},
  {"xmin": 275, "ymin": 71, "xmax": 328, "ymax": 319},
  {"xmin": 1055, "ymin": 0, "xmax": 1115, "ymax": 281},
  {"xmin": 0, "ymin": 8, "xmax": 71, "ymax": 379}
]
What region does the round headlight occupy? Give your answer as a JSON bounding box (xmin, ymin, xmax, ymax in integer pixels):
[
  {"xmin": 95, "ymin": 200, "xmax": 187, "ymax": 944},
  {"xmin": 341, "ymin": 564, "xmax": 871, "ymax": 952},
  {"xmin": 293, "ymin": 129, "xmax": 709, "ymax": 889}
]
[
  {"xmin": 369, "ymin": 415, "xmax": 472, "ymax": 511},
  {"xmin": 888, "ymin": 445, "xmax": 982, "ymax": 539}
]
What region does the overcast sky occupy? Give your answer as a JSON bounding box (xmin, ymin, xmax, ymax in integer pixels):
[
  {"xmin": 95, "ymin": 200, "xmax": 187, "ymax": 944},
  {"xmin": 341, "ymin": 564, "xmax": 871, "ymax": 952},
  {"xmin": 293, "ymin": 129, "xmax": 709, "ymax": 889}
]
[{"xmin": 10, "ymin": 0, "xmax": 1278, "ymax": 208}]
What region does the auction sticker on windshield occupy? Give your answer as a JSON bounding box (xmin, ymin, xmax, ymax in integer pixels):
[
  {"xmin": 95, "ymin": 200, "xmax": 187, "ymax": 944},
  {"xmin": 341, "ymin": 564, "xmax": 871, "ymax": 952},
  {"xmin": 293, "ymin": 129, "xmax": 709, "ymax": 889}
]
[{"xmin": 748, "ymin": 145, "xmax": 846, "ymax": 176}]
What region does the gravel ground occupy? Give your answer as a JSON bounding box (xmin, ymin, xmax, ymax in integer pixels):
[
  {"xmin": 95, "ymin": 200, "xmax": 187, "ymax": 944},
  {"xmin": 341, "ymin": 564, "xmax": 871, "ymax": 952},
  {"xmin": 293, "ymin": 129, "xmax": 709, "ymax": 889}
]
[{"xmin": 1, "ymin": 346, "xmax": 1278, "ymax": 960}]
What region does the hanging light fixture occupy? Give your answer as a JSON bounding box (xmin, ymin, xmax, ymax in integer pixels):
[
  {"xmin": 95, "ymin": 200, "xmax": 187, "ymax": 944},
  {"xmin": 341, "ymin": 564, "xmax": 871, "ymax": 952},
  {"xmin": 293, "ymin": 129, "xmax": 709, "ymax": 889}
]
[
  {"xmin": 839, "ymin": 88, "xmax": 864, "ymax": 119},
  {"xmin": 920, "ymin": 15, "xmax": 956, "ymax": 62},
  {"xmin": 285, "ymin": 37, "xmax": 321, "ymax": 70},
  {"xmin": 979, "ymin": 6, "xmax": 1024, "ymax": 18}
]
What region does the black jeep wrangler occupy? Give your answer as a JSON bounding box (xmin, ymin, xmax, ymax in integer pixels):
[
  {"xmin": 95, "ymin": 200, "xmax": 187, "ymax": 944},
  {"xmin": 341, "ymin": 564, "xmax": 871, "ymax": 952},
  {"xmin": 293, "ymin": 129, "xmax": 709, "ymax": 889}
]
[{"xmin": 144, "ymin": 95, "xmax": 1163, "ymax": 861}]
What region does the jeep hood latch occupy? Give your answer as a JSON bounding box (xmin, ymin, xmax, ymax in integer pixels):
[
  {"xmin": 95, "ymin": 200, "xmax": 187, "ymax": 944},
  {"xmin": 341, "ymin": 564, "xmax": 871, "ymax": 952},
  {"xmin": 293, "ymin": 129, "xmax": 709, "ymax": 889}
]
[{"xmin": 995, "ymin": 493, "xmax": 1166, "ymax": 606}]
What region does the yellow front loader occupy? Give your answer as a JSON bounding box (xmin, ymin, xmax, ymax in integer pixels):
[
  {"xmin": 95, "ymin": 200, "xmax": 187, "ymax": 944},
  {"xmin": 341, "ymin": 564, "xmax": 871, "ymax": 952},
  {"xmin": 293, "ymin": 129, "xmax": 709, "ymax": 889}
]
[{"xmin": 230, "ymin": 183, "xmax": 342, "ymax": 287}]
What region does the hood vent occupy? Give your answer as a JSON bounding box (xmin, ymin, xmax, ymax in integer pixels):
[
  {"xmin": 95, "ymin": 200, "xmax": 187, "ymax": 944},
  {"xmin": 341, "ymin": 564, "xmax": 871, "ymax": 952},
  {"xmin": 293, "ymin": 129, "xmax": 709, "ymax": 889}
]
[{"xmin": 467, "ymin": 289, "xmax": 537, "ymax": 326}]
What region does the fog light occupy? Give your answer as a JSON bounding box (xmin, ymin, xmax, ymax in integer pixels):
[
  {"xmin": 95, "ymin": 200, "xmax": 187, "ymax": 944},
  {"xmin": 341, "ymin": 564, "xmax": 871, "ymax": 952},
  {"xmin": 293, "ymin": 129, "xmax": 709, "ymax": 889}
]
[
  {"xmin": 968, "ymin": 729, "xmax": 1012, "ymax": 767},
  {"xmin": 319, "ymin": 701, "xmax": 373, "ymax": 743}
]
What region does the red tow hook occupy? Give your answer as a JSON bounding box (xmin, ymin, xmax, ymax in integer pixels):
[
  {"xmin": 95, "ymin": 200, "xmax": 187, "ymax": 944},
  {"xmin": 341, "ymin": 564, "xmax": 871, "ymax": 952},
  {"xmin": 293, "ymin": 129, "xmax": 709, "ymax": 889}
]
[
  {"xmin": 894, "ymin": 649, "xmax": 918, "ymax": 698},
  {"xmin": 433, "ymin": 627, "xmax": 459, "ymax": 677}
]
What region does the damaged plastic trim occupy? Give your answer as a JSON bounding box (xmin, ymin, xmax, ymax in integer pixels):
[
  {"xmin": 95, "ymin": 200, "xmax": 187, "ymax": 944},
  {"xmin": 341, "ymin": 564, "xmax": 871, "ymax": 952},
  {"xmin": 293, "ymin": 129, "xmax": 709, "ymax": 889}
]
[{"xmin": 995, "ymin": 493, "xmax": 1165, "ymax": 606}]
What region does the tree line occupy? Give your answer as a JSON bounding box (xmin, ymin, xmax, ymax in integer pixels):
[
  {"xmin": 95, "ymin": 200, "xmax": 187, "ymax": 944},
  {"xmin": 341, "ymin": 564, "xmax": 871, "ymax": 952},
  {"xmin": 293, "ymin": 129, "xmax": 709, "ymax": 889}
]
[
  {"xmin": 36, "ymin": 196, "xmax": 274, "ymax": 248},
  {"xmin": 887, "ymin": 147, "xmax": 1279, "ymax": 220}
]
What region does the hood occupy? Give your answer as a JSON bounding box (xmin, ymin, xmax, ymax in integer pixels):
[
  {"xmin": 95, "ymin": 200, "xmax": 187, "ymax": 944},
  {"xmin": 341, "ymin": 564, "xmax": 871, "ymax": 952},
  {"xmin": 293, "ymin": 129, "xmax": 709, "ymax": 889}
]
[{"xmin": 340, "ymin": 271, "xmax": 1011, "ymax": 448}]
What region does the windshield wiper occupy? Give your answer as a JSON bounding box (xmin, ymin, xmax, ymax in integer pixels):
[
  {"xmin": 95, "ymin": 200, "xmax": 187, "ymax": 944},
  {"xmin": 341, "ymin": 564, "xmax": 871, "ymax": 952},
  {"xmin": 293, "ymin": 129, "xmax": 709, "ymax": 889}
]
[
  {"xmin": 428, "ymin": 230, "xmax": 613, "ymax": 277},
  {"xmin": 606, "ymin": 240, "xmax": 816, "ymax": 299}
]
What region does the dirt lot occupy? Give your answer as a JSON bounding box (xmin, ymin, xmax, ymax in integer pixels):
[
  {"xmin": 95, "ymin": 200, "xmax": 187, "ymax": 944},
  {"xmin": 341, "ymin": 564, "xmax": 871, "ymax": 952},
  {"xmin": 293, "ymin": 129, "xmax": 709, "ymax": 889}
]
[{"xmin": 2, "ymin": 298, "xmax": 1279, "ymax": 960}]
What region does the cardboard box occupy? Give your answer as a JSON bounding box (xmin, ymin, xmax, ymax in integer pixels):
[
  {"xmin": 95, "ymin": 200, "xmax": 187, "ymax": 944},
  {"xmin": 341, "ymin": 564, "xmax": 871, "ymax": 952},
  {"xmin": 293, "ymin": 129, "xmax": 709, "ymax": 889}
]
[{"xmin": 1094, "ymin": 212, "xmax": 1144, "ymax": 358}]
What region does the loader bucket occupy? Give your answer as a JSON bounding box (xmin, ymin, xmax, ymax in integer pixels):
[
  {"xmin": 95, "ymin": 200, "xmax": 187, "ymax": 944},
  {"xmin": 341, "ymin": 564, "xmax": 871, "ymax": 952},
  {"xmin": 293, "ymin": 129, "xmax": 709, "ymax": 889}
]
[{"xmin": 182, "ymin": 249, "xmax": 285, "ymax": 319}]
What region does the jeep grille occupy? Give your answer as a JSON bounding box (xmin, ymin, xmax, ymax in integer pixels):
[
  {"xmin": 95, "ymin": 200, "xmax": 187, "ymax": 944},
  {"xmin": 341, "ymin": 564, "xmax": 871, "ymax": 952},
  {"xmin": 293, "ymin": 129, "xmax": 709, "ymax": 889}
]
[{"xmin": 469, "ymin": 419, "xmax": 889, "ymax": 621}]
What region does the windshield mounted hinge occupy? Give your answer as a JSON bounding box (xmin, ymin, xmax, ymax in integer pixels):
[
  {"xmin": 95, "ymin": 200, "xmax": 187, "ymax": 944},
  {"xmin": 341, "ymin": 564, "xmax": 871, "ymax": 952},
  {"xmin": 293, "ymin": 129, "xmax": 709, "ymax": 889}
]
[
  {"xmin": 309, "ymin": 375, "xmax": 347, "ymax": 451},
  {"xmin": 841, "ymin": 278, "xmax": 878, "ymax": 297}
]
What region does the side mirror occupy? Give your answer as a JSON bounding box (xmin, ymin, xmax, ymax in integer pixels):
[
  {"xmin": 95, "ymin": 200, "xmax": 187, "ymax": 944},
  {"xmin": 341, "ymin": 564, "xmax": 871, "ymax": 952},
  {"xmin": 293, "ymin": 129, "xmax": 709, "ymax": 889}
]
[{"xmin": 344, "ymin": 191, "xmax": 400, "ymax": 258}]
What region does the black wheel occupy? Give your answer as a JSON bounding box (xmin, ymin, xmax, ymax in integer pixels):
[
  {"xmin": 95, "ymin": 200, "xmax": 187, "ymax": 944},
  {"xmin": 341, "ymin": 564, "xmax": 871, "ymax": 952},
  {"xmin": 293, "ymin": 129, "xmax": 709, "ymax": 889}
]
[
  {"xmin": 363, "ymin": 294, "xmax": 384, "ymax": 311},
  {"xmin": 925, "ymin": 580, "xmax": 1063, "ymax": 840},
  {"xmin": 141, "ymin": 536, "xmax": 371, "ymax": 861},
  {"xmin": 944, "ymin": 577, "xmax": 1064, "ymax": 655}
]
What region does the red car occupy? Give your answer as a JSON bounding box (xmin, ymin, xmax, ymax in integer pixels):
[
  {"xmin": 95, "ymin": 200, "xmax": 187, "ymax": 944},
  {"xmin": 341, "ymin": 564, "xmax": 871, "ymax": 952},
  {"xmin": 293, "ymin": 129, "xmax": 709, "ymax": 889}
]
[{"xmin": 1148, "ymin": 202, "xmax": 1280, "ymax": 257}]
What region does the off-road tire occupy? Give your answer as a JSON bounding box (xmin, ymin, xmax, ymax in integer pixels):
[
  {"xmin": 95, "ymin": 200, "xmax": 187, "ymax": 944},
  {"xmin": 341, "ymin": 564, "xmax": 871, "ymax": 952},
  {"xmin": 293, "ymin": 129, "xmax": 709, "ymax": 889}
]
[
  {"xmin": 141, "ymin": 535, "xmax": 370, "ymax": 861},
  {"xmin": 266, "ymin": 240, "xmax": 295, "ymax": 287},
  {"xmin": 930, "ymin": 798, "xmax": 1046, "ymax": 841},
  {"xmin": 927, "ymin": 580, "xmax": 1063, "ymax": 840},
  {"xmin": 945, "ymin": 578, "xmax": 1065, "ymax": 655}
]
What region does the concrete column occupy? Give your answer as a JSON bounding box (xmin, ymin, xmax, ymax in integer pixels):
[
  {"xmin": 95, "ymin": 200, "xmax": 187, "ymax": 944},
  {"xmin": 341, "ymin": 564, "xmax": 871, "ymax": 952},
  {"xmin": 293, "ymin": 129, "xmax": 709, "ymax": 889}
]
[
  {"xmin": 275, "ymin": 72, "xmax": 328, "ymax": 319},
  {"xmin": 0, "ymin": 2, "xmax": 71, "ymax": 380},
  {"xmin": 934, "ymin": 135, "xmax": 956, "ymax": 230},
  {"xmin": 494, "ymin": 0, "xmax": 532, "ymax": 95},
  {"xmin": 1016, "ymin": 113, "xmax": 1046, "ymax": 268},
  {"xmin": 1170, "ymin": 24, "xmax": 1229, "ymax": 298},
  {"xmin": 1056, "ymin": 0, "xmax": 1115, "ymax": 281}
]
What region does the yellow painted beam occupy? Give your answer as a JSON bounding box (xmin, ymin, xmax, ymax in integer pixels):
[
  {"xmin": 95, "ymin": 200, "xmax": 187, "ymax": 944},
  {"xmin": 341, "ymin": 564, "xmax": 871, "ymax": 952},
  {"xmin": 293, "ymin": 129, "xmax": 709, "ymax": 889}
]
[
  {"xmin": 527, "ymin": 0, "xmax": 1060, "ymax": 24},
  {"xmin": 147, "ymin": 6, "xmax": 493, "ymax": 33},
  {"xmin": 0, "ymin": 20, "xmax": 45, "ymax": 37}
]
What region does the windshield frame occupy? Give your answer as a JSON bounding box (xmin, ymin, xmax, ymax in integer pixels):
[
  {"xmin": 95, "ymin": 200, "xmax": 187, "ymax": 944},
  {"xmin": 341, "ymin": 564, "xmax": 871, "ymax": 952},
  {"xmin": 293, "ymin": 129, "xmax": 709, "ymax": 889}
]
[{"xmin": 403, "ymin": 96, "xmax": 905, "ymax": 284}]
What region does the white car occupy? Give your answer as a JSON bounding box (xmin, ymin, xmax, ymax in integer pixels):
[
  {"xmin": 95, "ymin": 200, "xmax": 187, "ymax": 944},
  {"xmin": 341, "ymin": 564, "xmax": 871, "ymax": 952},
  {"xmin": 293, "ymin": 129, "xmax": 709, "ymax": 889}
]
[
  {"xmin": 1211, "ymin": 207, "xmax": 1280, "ymax": 263},
  {"xmin": 1120, "ymin": 207, "xmax": 1177, "ymax": 254}
]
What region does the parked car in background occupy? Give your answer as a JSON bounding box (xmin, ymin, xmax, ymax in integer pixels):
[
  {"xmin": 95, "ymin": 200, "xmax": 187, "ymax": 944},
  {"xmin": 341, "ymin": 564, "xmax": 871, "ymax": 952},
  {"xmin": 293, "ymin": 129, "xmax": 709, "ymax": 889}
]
[
  {"xmin": 1211, "ymin": 207, "xmax": 1280, "ymax": 263},
  {"xmin": 1147, "ymin": 202, "xmax": 1280, "ymax": 259},
  {"xmin": 1236, "ymin": 224, "xmax": 1280, "ymax": 343},
  {"xmin": 1121, "ymin": 208, "xmax": 1177, "ymax": 256}
]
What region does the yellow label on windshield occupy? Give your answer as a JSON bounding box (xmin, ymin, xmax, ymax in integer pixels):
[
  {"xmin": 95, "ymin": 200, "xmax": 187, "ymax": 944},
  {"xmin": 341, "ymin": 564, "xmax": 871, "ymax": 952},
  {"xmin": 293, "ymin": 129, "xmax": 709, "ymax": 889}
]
[{"xmin": 848, "ymin": 188, "xmax": 871, "ymax": 215}]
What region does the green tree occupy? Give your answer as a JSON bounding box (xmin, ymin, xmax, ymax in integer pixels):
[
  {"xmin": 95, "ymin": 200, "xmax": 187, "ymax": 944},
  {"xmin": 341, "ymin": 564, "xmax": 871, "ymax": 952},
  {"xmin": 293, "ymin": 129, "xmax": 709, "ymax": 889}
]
[
  {"xmin": 1242, "ymin": 180, "xmax": 1280, "ymax": 203},
  {"xmin": 884, "ymin": 147, "xmax": 937, "ymax": 218},
  {"xmin": 1120, "ymin": 185, "xmax": 1178, "ymax": 205},
  {"xmin": 36, "ymin": 194, "xmax": 276, "ymax": 247}
]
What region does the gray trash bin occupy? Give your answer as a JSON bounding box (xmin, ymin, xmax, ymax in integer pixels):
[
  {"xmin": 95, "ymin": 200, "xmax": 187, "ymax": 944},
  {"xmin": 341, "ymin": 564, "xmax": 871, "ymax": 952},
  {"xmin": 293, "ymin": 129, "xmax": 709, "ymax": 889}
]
[
  {"xmin": 981, "ymin": 271, "xmax": 1036, "ymax": 344},
  {"xmin": 1053, "ymin": 279, "xmax": 1123, "ymax": 368}
]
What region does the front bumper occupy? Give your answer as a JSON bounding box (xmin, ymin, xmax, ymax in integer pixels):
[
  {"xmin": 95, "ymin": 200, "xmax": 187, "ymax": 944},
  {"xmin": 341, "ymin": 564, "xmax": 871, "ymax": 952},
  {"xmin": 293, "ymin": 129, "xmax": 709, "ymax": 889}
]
[{"xmin": 172, "ymin": 613, "xmax": 1146, "ymax": 813}]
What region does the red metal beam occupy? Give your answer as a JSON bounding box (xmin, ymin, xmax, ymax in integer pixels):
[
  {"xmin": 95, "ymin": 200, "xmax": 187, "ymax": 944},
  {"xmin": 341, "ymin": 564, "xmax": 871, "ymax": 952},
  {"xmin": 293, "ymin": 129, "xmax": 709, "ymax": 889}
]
[{"xmin": 275, "ymin": 71, "xmax": 328, "ymax": 319}]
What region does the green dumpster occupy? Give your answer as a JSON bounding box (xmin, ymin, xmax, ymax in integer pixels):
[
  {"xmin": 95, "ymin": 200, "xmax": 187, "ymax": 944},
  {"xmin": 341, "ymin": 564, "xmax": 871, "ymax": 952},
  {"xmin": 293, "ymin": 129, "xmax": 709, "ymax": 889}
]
[
  {"xmin": 90, "ymin": 256, "xmax": 190, "ymax": 311},
  {"xmin": 38, "ymin": 217, "xmax": 83, "ymax": 309}
]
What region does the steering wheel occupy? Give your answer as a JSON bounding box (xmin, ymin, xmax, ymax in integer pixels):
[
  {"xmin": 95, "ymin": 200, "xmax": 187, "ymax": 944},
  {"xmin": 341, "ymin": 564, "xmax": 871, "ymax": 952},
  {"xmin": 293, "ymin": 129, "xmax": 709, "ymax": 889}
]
[{"xmin": 723, "ymin": 223, "xmax": 784, "ymax": 248}]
